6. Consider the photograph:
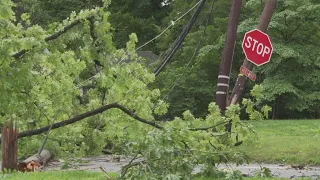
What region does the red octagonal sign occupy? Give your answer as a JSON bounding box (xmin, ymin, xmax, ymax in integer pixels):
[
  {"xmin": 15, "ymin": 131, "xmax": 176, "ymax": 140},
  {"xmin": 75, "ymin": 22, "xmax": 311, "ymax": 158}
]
[{"xmin": 242, "ymin": 29, "xmax": 273, "ymax": 66}]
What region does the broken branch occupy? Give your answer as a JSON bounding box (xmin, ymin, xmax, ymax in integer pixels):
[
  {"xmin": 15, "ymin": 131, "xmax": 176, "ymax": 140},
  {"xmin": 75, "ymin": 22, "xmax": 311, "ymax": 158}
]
[
  {"xmin": 12, "ymin": 16, "xmax": 94, "ymax": 58},
  {"xmin": 188, "ymin": 121, "xmax": 228, "ymax": 131},
  {"xmin": 0, "ymin": 104, "xmax": 234, "ymax": 143},
  {"xmin": 16, "ymin": 103, "xmax": 163, "ymax": 140}
]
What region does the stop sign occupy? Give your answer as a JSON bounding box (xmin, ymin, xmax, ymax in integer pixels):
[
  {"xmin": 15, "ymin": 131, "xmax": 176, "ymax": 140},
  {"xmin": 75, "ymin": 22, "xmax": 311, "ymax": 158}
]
[{"xmin": 242, "ymin": 29, "xmax": 273, "ymax": 66}]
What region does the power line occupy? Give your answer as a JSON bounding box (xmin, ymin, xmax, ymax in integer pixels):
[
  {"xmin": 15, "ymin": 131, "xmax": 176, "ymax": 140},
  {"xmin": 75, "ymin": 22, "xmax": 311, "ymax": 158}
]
[
  {"xmin": 135, "ymin": 0, "xmax": 203, "ymax": 51},
  {"xmin": 154, "ymin": 0, "xmax": 207, "ymax": 77},
  {"xmin": 154, "ymin": 0, "xmax": 216, "ymax": 108},
  {"xmin": 50, "ymin": 0, "xmax": 205, "ymax": 102}
]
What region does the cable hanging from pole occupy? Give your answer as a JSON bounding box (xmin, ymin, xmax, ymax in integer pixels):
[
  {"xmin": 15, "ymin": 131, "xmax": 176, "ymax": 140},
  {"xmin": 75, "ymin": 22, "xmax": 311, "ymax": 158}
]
[
  {"xmin": 152, "ymin": 0, "xmax": 216, "ymax": 110},
  {"xmin": 163, "ymin": 0, "xmax": 216, "ymax": 99},
  {"xmin": 154, "ymin": 0, "xmax": 207, "ymax": 77}
]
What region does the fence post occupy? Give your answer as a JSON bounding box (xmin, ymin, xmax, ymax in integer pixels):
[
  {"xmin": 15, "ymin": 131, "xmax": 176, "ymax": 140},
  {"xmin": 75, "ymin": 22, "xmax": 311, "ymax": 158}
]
[{"xmin": 1, "ymin": 120, "xmax": 18, "ymax": 172}]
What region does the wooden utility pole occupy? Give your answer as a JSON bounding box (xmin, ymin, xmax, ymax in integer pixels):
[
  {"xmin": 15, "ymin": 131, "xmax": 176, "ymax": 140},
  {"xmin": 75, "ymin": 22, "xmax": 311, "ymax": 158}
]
[
  {"xmin": 216, "ymin": 0, "xmax": 243, "ymax": 114},
  {"xmin": 229, "ymin": 0, "xmax": 277, "ymax": 105}
]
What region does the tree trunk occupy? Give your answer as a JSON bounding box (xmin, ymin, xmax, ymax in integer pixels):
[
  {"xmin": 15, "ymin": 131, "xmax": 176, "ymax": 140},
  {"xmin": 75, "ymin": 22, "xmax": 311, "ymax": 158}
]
[
  {"xmin": 18, "ymin": 150, "xmax": 52, "ymax": 172},
  {"xmin": 272, "ymin": 96, "xmax": 280, "ymax": 120},
  {"xmin": 1, "ymin": 120, "xmax": 18, "ymax": 172}
]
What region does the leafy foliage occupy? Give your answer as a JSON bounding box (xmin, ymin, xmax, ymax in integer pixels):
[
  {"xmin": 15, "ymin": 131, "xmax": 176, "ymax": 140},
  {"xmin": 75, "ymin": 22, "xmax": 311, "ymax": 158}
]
[
  {"xmin": 121, "ymin": 102, "xmax": 261, "ymax": 179},
  {"xmin": 241, "ymin": 0, "xmax": 320, "ymax": 118},
  {"xmin": 16, "ymin": 0, "xmax": 169, "ymax": 52},
  {"xmin": 254, "ymin": 167, "xmax": 272, "ymax": 178},
  {"xmin": 0, "ymin": 0, "xmax": 162, "ymax": 159}
]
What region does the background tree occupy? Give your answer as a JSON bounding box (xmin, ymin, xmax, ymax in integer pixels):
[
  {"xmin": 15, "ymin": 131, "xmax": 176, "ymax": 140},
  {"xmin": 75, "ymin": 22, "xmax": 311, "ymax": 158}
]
[
  {"xmin": 14, "ymin": 0, "xmax": 170, "ymax": 52},
  {"xmin": 154, "ymin": 0, "xmax": 320, "ymax": 120},
  {"xmin": 237, "ymin": 0, "xmax": 320, "ymax": 119}
]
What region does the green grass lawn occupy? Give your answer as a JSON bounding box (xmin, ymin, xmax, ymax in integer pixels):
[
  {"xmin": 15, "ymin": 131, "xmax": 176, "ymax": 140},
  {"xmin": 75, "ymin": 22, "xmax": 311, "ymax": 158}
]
[
  {"xmin": 0, "ymin": 171, "xmax": 118, "ymax": 180},
  {"xmin": 194, "ymin": 178, "xmax": 299, "ymax": 180},
  {"xmin": 1, "ymin": 171, "xmax": 309, "ymax": 180},
  {"xmin": 237, "ymin": 120, "xmax": 320, "ymax": 165}
]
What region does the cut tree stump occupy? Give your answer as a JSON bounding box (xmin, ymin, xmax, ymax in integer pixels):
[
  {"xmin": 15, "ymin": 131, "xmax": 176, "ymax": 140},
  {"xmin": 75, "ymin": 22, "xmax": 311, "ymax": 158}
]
[
  {"xmin": 18, "ymin": 149, "xmax": 52, "ymax": 172},
  {"xmin": 1, "ymin": 120, "xmax": 18, "ymax": 172}
]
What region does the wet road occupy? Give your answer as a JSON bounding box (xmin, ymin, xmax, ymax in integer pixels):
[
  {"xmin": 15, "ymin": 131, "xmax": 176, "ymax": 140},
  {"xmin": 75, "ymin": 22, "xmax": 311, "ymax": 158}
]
[{"xmin": 44, "ymin": 155, "xmax": 320, "ymax": 179}]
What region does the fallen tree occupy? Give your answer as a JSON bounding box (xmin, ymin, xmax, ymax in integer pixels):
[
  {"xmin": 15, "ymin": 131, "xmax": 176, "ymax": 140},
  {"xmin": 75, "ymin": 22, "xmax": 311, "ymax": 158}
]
[{"xmin": 17, "ymin": 150, "xmax": 52, "ymax": 172}]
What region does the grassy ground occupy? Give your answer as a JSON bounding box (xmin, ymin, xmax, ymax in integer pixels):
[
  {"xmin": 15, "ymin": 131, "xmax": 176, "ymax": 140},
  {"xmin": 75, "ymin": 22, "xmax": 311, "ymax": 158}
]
[
  {"xmin": 2, "ymin": 171, "xmax": 309, "ymax": 180},
  {"xmin": 237, "ymin": 120, "xmax": 320, "ymax": 165},
  {"xmin": 0, "ymin": 171, "xmax": 118, "ymax": 180},
  {"xmin": 194, "ymin": 178, "xmax": 306, "ymax": 180}
]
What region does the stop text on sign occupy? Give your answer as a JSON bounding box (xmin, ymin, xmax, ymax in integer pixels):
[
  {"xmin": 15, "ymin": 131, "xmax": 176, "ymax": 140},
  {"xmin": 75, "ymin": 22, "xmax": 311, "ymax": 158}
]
[
  {"xmin": 242, "ymin": 29, "xmax": 273, "ymax": 66},
  {"xmin": 244, "ymin": 36, "xmax": 271, "ymax": 58}
]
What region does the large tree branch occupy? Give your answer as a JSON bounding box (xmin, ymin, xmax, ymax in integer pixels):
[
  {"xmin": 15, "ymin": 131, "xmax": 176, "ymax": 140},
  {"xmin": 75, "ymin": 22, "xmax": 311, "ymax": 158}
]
[
  {"xmin": 286, "ymin": 14, "xmax": 312, "ymax": 41},
  {"xmin": 17, "ymin": 103, "xmax": 163, "ymax": 140},
  {"xmin": 286, "ymin": 23, "xmax": 302, "ymax": 41},
  {"xmin": 12, "ymin": 16, "xmax": 94, "ymax": 58},
  {"xmin": 188, "ymin": 121, "xmax": 228, "ymax": 131},
  {"xmin": 1, "ymin": 103, "xmax": 230, "ymax": 142},
  {"xmin": 112, "ymin": 103, "xmax": 163, "ymax": 129},
  {"xmin": 88, "ymin": 17, "xmax": 97, "ymax": 42}
]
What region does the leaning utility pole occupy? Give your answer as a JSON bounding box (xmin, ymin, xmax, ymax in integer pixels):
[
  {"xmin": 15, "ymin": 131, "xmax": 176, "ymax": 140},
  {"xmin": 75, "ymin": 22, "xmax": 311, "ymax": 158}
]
[
  {"xmin": 216, "ymin": 0, "xmax": 243, "ymax": 114},
  {"xmin": 229, "ymin": 0, "xmax": 277, "ymax": 105}
]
